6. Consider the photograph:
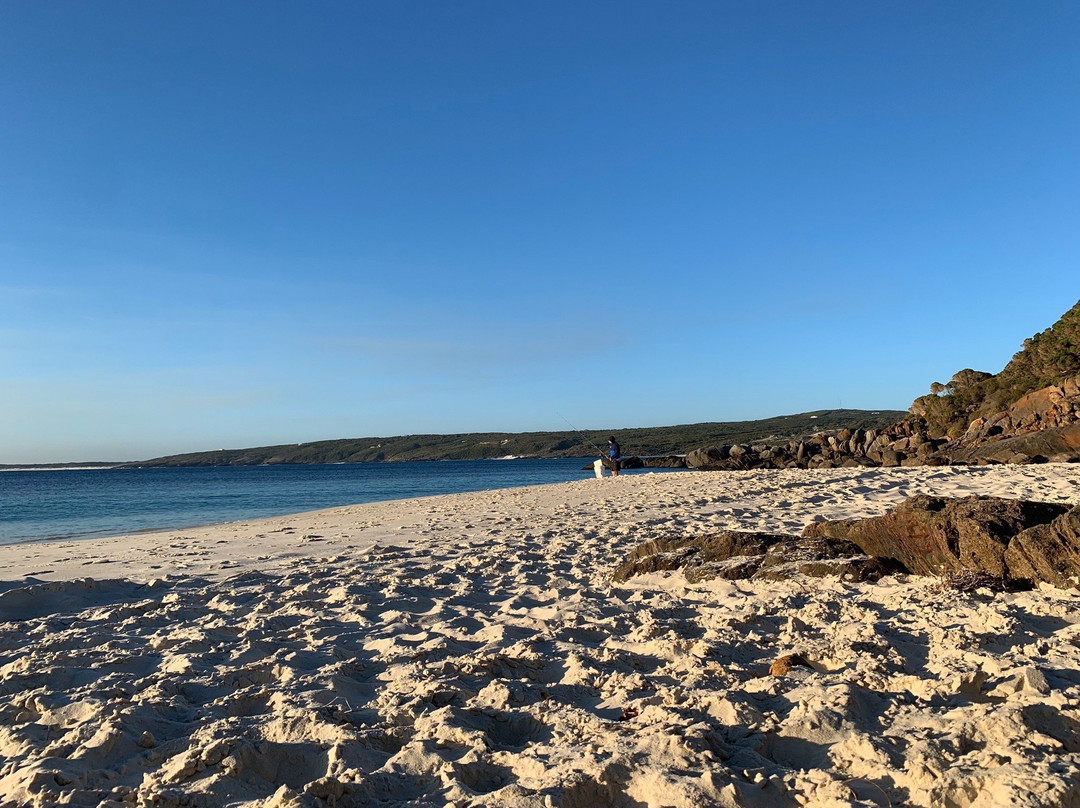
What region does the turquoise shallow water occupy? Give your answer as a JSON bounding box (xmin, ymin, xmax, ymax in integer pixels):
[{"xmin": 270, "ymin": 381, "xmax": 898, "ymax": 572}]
[{"xmin": 0, "ymin": 458, "xmax": 668, "ymax": 545}]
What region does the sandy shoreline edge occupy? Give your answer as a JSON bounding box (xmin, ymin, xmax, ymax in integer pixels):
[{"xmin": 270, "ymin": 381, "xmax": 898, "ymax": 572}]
[{"xmin": 1, "ymin": 464, "xmax": 1079, "ymax": 806}]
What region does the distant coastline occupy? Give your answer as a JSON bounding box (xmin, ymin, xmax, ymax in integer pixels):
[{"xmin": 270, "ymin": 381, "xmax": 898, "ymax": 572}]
[
  {"xmin": 122, "ymin": 409, "xmax": 903, "ymax": 468},
  {"xmin": 0, "ymin": 409, "xmax": 904, "ymax": 470}
]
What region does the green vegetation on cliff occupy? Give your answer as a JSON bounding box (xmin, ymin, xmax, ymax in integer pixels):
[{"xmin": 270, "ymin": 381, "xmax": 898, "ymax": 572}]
[
  {"xmin": 128, "ymin": 409, "xmax": 904, "ymax": 467},
  {"xmin": 911, "ymin": 299, "xmax": 1080, "ymax": 438}
]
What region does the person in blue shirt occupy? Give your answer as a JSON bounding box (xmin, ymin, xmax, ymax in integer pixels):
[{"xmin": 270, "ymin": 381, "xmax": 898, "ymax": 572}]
[{"xmin": 607, "ymin": 436, "xmax": 622, "ymax": 477}]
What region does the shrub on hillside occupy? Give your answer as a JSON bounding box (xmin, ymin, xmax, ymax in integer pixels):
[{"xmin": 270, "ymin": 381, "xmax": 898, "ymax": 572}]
[{"xmin": 911, "ymin": 299, "xmax": 1080, "ymax": 438}]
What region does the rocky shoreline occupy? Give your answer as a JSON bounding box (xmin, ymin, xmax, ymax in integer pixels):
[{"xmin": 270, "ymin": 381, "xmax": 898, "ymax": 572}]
[{"xmin": 635, "ymin": 373, "xmax": 1080, "ymax": 473}]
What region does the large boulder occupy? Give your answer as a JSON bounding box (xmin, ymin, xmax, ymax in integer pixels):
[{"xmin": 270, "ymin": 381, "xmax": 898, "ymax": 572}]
[
  {"xmin": 612, "ymin": 531, "xmax": 901, "ymax": 584},
  {"xmin": 685, "ymin": 446, "xmax": 729, "ymax": 469},
  {"xmin": 1005, "ymin": 507, "xmax": 1080, "ymax": 589},
  {"xmin": 881, "ymin": 450, "xmax": 903, "ymax": 467},
  {"xmin": 803, "ymin": 495, "xmax": 1071, "ymax": 579}
]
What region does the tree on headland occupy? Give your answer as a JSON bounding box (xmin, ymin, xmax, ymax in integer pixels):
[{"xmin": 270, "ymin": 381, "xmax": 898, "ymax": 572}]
[{"xmin": 910, "ymin": 299, "xmax": 1080, "ymax": 438}]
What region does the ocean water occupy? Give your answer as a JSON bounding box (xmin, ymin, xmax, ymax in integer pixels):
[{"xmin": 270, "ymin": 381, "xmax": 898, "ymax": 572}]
[{"xmin": 0, "ymin": 458, "xmax": 661, "ymax": 545}]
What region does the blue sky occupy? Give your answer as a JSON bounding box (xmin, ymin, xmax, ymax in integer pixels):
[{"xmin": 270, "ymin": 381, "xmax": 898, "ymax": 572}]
[{"xmin": 2, "ymin": 2, "xmax": 1078, "ymax": 462}]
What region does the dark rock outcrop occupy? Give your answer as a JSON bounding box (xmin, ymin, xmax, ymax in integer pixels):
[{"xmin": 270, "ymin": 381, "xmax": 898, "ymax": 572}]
[
  {"xmin": 685, "ymin": 446, "xmax": 728, "ymax": 468},
  {"xmin": 945, "ymin": 418, "xmax": 1080, "ymax": 465},
  {"xmin": 683, "ymin": 425, "xmax": 942, "ymax": 472},
  {"xmin": 750, "ymin": 536, "xmax": 904, "ymax": 583},
  {"xmin": 599, "ymin": 455, "xmax": 645, "ymax": 471},
  {"xmin": 584, "ymin": 455, "xmax": 685, "ymax": 471},
  {"xmin": 617, "ymin": 496, "xmax": 1080, "ymax": 589},
  {"xmin": 641, "ymin": 455, "xmax": 687, "ymax": 468},
  {"xmin": 1006, "ymin": 508, "xmax": 1080, "ymax": 589},
  {"xmin": 612, "ymin": 531, "xmax": 902, "ymax": 584},
  {"xmin": 612, "ymin": 533, "xmax": 772, "ymax": 582},
  {"xmin": 804, "ymin": 495, "xmax": 1074, "ymax": 582},
  {"xmin": 684, "ymin": 385, "xmax": 1080, "ymax": 471}
]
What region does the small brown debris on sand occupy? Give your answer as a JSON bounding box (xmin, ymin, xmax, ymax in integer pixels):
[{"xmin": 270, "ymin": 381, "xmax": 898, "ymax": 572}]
[{"xmin": 770, "ymin": 653, "xmax": 812, "ymax": 677}]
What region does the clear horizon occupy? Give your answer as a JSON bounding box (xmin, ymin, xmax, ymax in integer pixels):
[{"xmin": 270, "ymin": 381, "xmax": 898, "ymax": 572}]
[{"xmin": 3, "ymin": 3, "xmax": 1079, "ymax": 463}]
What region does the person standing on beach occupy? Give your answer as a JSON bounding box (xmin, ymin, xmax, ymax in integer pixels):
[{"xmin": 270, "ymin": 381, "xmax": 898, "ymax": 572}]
[{"xmin": 607, "ymin": 436, "xmax": 622, "ymax": 477}]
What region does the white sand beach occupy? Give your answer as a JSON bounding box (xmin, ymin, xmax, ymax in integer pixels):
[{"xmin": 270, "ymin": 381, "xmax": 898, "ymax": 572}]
[{"xmin": 1, "ymin": 464, "xmax": 1080, "ymax": 807}]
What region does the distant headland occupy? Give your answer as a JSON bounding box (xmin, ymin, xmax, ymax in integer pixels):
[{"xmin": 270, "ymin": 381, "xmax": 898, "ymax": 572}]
[{"xmin": 115, "ymin": 409, "xmax": 903, "ymax": 468}]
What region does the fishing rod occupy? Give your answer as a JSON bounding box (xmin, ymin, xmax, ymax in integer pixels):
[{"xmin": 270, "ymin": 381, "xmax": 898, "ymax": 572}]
[{"xmin": 555, "ymin": 412, "xmax": 607, "ymax": 458}]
